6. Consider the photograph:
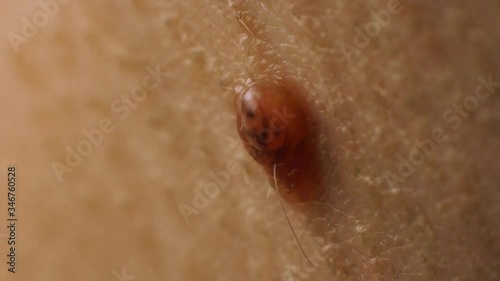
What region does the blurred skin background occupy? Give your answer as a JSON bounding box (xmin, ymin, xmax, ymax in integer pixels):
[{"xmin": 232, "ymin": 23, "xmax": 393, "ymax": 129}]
[{"xmin": 0, "ymin": 0, "xmax": 499, "ymax": 280}]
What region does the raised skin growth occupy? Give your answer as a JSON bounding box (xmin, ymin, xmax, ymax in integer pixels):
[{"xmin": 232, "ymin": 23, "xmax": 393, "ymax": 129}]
[{"xmin": 236, "ymin": 81, "xmax": 325, "ymax": 204}]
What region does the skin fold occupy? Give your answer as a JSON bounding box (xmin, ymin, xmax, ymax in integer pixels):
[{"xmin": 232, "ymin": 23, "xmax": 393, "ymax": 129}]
[{"xmin": 0, "ymin": 0, "xmax": 499, "ymax": 280}]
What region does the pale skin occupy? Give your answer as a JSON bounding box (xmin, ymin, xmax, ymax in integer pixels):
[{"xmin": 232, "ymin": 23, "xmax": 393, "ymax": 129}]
[{"xmin": 1, "ymin": 0, "xmax": 499, "ymax": 281}]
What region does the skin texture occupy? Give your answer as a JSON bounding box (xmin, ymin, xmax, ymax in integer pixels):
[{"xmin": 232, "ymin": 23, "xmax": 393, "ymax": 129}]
[{"xmin": 0, "ymin": 0, "xmax": 499, "ymax": 281}]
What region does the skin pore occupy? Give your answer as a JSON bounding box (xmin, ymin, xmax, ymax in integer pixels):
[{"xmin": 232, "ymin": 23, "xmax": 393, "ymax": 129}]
[{"xmin": 1, "ymin": 0, "xmax": 499, "ymax": 280}]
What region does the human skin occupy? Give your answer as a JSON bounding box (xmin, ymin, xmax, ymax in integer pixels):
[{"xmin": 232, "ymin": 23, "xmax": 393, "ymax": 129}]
[{"xmin": 1, "ymin": 0, "xmax": 499, "ymax": 280}]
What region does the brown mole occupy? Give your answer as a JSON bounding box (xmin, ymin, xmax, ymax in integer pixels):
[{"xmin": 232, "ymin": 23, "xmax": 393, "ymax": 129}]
[{"xmin": 236, "ymin": 80, "xmax": 326, "ymax": 204}]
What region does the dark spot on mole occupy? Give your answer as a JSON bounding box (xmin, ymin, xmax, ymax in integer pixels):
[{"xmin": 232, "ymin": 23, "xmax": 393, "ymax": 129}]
[
  {"xmin": 259, "ymin": 130, "xmax": 269, "ymax": 141},
  {"xmin": 245, "ymin": 109, "xmax": 255, "ymax": 118},
  {"xmin": 235, "ymin": 80, "xmax": 327, "ymax": 204}
]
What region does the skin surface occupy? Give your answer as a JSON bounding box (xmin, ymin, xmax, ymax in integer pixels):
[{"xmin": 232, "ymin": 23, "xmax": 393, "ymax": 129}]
[{"xmin": 0, "ymin": 0, "xmax": 499, "ymax": 281}]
